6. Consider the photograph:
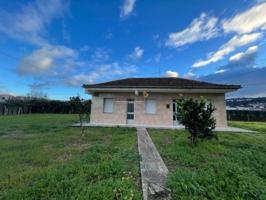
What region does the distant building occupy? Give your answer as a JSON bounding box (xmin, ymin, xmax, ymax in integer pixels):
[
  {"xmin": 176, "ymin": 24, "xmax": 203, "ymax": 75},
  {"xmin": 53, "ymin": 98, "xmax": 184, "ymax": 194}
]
[
  {"xmin": 0, "ymin": 94, "xmax": 36, "ymax": 102},
  {"xmin": 0, "ymin": 94, "xmax": 14, "ymax": 102}
]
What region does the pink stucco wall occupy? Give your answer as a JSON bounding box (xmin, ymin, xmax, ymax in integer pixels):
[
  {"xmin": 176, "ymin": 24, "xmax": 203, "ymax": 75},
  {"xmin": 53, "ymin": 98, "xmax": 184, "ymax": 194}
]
[{"xmin": 90, "ymin": 92, "xmax": 227, "ymax": 127}]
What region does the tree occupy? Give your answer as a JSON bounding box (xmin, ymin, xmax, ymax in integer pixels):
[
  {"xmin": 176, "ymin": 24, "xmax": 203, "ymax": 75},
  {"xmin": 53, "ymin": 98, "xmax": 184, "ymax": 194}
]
[
  {"xmin": 175, "ymin": 96, "xmax": 216, "ymax": 145},
  {"xmin": 69, "ymin": 96, "xmax": 90, "ymax": 136}
]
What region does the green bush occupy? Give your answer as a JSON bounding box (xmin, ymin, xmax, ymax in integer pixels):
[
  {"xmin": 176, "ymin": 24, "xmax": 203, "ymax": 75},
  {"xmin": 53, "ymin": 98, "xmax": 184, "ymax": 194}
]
[{"xmin": 176, "ymin": 96, "xmax": 216, "ymax": 144}]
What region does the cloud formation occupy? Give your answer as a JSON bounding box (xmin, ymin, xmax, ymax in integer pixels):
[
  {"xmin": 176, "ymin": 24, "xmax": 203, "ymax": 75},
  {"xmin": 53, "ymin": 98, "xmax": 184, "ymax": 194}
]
[
  {"xmin": 154, "ymin": 53, "xmax": 161, "ymax": 63},
  {"xmin": 0, "ymin": 0, "xmax": 69, "ymax": 45},
  {"xmin": 80, "ymin": 45, "xmax": 90, "ymax": 52},
  {"xmin": 129, "ymin": 46, "xmax": 144, "ymax": 61},
  {"xmin": 66, "ymin": 63, "xmax": 136, "ymax": 86},
  {"xmin": 184, "ymin": 71, "xmax": 196, "ymax": 79},
  {"xmin": 192, "ymin": 33, "xmax": 262, "ymax": 68},
  {"xmin": 201, "ymin": 67, "xmax": 266, "ymax": 97},
  {"xmin": 90, "ymin": 48, "xmax": 110, "ymax": 63},
  {"xmin": 166, "ymin": 13, "xmax": 219, "ymax": 48},
  {"xmin": 120, "ymin": 0, "xmax": 136, "ymax": 19},
  {"xmin": 18, "ymin": 45, "xmax": 78, "ymax": 75},
  {"xmin": 200, "ymin": 45, "xmax": 264, "ymax": 97},
  {"xmin": 222, "ymin": 2, "xmax": 266, "ymax": 34},
  {"xmin": 165, "ymin": 70, "xmax": 179, "ymax": 77},
  {"xmin": 219, "ymin": 45, "xmax": 258, "ymax": 72},
  {"xmin": 229, "ymin": 45, "xmax": 258, "ymax": 62}
]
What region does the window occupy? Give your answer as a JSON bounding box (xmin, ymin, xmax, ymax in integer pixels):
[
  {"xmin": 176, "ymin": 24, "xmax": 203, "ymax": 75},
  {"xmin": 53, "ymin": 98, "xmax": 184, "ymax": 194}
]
[
  {"xmin": 145, "ymin": 99, "xmax": 156, "ymax": 114},
  {"xmin": 103, "ymin": 98, "xmax": 113, "ymax": 113}
]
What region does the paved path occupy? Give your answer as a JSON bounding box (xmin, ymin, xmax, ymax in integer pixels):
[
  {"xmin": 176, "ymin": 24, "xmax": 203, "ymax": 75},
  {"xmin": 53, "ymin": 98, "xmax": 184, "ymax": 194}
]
[
  {"xmin": 73, "ymin": 123, "xmax": 255, "ymax": 133},
  {"xmin": 137, "ymin": 127, "xmax": 170, "ymax": 200}
]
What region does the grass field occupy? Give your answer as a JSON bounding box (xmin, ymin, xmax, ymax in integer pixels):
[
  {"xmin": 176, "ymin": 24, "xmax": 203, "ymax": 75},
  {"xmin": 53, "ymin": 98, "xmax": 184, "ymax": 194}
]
[
  {"xmin": 149, "ymin": 121, "xmax": 266, "ymax": 200},
  {"xmin": 0, "ymin": 114, "xmax": 141, "ymax": 200}
]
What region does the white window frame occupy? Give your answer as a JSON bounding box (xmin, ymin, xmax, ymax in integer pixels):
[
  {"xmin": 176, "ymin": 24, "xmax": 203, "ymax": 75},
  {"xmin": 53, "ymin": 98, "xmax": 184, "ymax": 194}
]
[
  {"xmin": 145, "ymin": 99, "xmax": 156, "ymax": 114},
  {"xmin": 103, "ymin": 98, "xmax": 114, "ymax": 113}
]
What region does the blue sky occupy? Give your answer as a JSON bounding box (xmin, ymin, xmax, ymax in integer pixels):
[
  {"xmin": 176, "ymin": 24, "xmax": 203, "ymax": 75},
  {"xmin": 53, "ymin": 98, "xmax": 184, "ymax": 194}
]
[{"xmin": 0, "ymin": 0, "xmax": 266, "ymax": 100}]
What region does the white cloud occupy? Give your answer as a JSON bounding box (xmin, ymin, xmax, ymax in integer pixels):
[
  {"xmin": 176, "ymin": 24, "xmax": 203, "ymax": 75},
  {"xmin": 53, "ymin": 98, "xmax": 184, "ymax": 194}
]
[
  {"xmin": 129, "ymin": 46, "xmax": 144, "ymax": 61},
  {"xmin": 67, "ymin": 74, "xmax": 97, "ymax": 87},
  {"xmin": 67, "ymin": 63, "xmax": 136, "ymax": 86},
  {"xmin": 165, "ymin": 70, "xmax": 179, "ymax": 77},
  {"xmin": 80, "ymin": 45, "xmax": 90, "ymax": 52},
  {"xmin": 229, "ymin": 45, "xmax": 258, "ymax": 62},
  {"xmin": 184, "ymin": 71, "xmax": 196, "ymax": 79},
  {"xmin": 166, "ymin": 13, "xmax": 219, "ymax": 48},
  {"xmin": 120, "ymin": 0, "xmax": 136, "ymax": 19},
  {"xmin": 214, "ymin": 69, "xmax": 226, "ymax": 74},
  {"xmin": 19, "ymin": 45, "xmax": 137, "ymax": 88},
  {"xmin": 154, "ymin": 53, "xmax": 161, "ymax": 63},
  {"xmin": 91, "ymin": 48, "xmax": 110, "ymax": 63},
  {"xmin": 222, "ymin": 2, "xmax": 266, "ymax": 34},
  {"xmin": 201, "ymin": 66, "xmax": 266, "ymax": 98},
  {"xmin": 0, "ymin": 0, "xmax": 69, "ymax": 45},
  {"xmin": 18, "ymin": 45, "xmax": 78, "ymax": 75},
  {"xmin": 215, "ymin": 45, "xmax": 259, "ymax": 73},
  {"xmin": 229, "ymin": 52, "xmax": 244, "ymax": 62},
  {"xmin": 192, "ymin": 32, "xmax": 262, "ymax": 68}
]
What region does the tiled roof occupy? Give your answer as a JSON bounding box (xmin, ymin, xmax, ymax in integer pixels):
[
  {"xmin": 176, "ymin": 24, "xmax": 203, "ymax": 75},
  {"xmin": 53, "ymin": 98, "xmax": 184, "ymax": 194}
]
[{"xmin": 83, "ymin": 77, "xmax": 241, "ymax": 90}]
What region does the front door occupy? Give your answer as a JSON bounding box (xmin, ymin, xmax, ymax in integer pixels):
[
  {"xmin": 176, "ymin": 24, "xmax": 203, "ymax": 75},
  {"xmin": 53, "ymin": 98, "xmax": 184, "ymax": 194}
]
[
  {"xmin": 172, "ymin": 99, "xmax": 180, "ymax": 126},
  {"xmin": 127, "ymin": 99, "xmax": 134, "ymax": 124}
]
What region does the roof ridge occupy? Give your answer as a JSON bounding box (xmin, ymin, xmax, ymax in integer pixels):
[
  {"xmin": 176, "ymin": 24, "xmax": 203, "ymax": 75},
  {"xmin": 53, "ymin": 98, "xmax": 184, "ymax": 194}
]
[{"xmin": 83, "ymin": 77, "xmax": 241, "ymax": 90}]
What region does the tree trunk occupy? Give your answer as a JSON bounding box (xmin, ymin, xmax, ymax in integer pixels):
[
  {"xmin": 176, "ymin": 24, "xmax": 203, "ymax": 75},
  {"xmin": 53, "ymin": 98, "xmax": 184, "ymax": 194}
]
[
  {"xmin": 79, "ymin": 114, "xmax": 85, "ymax": 137},
  {"xmin": 190, "ymin": 132, "xmax": 197, "ymax": 145}
]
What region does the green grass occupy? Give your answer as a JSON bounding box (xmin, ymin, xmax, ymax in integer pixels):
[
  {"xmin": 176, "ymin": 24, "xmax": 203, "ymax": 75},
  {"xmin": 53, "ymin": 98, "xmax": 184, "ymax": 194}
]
[
  {"xmin": 229, "ymin": 121, "xmax": 266, "ymax": 134},
  {"xmin": 0, "ymin": 114, "xmax": 141, "ymax": 200},
  {"xmin": 149, "ymin": 121, "xmax": 266, "ymax": 200}
]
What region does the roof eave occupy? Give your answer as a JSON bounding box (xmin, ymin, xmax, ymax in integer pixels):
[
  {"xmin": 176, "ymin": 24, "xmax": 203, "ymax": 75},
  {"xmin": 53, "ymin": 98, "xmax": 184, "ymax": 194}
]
[{"xmin": 85, "ymin": 87, "xmax": 240, "ymax": 94}]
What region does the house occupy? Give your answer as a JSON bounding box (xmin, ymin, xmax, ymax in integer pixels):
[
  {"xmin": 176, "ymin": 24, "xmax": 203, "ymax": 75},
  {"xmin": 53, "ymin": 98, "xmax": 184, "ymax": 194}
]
[
  {"xmin": 0, "ymin": 94, "xmax": 14, "ymax": 102},
  {"xmin": 0, "ymin": 94, "xmax": 36, "ymax": 102},
  {"xmin": 83, "ymin": 77, "xmax": 240, "ymax": 128}
]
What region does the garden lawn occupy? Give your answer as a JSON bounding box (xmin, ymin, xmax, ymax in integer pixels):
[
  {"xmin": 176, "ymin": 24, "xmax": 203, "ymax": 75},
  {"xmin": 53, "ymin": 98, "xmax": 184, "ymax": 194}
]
[
  {"xmin": 149, "ymin": 121, "xmax": 266, "ymax": 200},
  {"xmin": 0, "ymin": 114, "xmax": 141, "ymax": 200}
]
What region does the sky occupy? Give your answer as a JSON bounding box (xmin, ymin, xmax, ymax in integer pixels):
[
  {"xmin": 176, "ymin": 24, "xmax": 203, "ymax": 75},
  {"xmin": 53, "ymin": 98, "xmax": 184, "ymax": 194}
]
[{"xmin": 0, "ymin": 0, "xmax": 266, "ymax": 100}]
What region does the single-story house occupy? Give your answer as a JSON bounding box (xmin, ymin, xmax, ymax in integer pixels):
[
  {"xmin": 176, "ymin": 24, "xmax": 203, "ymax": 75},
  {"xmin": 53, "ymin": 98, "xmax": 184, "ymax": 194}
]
[{"xmin": 83, "ymin": 77, "xmax": 240, "ymax": 128}]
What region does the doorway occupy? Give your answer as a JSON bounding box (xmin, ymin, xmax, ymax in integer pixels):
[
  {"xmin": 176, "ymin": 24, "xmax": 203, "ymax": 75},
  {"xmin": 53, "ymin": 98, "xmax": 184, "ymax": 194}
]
[{"xmin": 127, "ymin": 99, "xmax": 134, "ymax": 124}]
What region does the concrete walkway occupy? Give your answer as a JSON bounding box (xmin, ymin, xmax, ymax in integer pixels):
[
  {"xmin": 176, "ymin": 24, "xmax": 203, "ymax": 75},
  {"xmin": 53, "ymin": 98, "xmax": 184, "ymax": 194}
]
[
  {"xmin": 73, "ymin": 122, "xmax": 255, "ymax": 133},
  {"xmin": 137, "ymin": 127, "xmax": 170, "ymax": 200}
]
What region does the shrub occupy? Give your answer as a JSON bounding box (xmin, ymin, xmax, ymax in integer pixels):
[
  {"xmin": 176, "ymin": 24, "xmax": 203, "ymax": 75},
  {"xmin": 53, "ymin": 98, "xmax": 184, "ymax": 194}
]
[{"xmin": 176, "ymin": 96, "xmax": 216, "ymax": 144}]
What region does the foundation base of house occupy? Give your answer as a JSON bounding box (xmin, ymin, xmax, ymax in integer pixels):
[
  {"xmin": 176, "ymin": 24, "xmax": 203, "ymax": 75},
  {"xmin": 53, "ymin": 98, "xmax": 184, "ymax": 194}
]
[{"xmin": 72, "ymin": 122, "xmax": 255, "ymax": 133}]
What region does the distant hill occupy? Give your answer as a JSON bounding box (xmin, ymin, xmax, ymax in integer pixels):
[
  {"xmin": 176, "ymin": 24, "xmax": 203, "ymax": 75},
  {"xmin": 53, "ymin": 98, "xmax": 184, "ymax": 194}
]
[{"xmin": 226, "ymin": 97, "xmax": 266, "ymax": 111}]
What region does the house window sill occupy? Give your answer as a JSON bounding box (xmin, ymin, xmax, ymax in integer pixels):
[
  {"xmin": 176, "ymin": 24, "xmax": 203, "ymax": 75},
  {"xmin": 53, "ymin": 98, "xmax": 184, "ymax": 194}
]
[{"xmin": 144, "ymin": 113, "xmax": 157, "ymax": 115}]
